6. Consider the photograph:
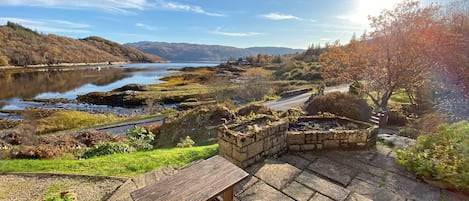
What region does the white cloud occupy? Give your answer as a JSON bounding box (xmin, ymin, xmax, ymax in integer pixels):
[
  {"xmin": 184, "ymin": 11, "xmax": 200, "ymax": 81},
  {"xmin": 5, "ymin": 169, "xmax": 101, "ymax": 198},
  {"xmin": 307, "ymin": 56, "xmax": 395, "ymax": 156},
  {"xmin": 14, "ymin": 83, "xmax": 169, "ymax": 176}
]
[
  {"xmin": 0, "ymin": 0, "xmax": 225, "ymax": 16},
  {"xmin": 135, "ymin": 23, "xmax": 157, "ymax": 30},
  {"xmin": 156, "ymin": 1, "xmax": 225, "ymax": 17},
  {"xmin": 260, "ymin": 12, "xmax": 300, "ymax": 20},
  {"xmin": 0, "ymin": 17, "xmax": 91, "ymax": 33},
  {"xmin": 0, "ymin": 0, "xmax": 150, "ymax": 14},
  {"xmin": 212, "ymin": 28, "xmax": 262, "ymax": 37}
]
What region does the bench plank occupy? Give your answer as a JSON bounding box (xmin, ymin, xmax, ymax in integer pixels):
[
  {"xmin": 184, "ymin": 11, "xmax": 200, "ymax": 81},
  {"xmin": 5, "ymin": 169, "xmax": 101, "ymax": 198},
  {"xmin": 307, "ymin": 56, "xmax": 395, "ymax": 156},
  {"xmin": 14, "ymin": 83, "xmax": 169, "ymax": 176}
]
[{"xmin": 131, "ymin": 155, "xmax": 249, "ymax": 201}]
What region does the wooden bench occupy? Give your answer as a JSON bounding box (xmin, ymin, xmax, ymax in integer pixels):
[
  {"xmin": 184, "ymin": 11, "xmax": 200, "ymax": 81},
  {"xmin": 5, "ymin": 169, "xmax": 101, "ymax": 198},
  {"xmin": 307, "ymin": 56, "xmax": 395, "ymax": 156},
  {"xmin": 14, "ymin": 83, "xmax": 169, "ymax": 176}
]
[{"xmin": 130, "ymin": 155, "xmax": 249, "ymax": 201}]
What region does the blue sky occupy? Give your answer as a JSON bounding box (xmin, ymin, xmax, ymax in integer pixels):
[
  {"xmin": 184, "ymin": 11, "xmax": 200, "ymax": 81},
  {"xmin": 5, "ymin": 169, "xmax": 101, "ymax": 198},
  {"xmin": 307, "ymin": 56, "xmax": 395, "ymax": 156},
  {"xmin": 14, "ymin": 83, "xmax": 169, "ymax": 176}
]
[{"xmin": 0, "ymin": 0, "xmax": 428, "ymax": 49}]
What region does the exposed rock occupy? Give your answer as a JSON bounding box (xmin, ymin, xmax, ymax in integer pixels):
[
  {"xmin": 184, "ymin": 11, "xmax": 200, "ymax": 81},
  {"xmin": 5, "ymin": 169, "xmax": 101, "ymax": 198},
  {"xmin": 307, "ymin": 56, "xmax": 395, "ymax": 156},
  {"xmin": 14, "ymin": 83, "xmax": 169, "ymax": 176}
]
[
  {"xmin": 77, "ymin": 91, "xmax": 143, "ymax": 107},
  {"xmin": 112, "ymin": 84, "xmax": 148, "ymax": 92}
]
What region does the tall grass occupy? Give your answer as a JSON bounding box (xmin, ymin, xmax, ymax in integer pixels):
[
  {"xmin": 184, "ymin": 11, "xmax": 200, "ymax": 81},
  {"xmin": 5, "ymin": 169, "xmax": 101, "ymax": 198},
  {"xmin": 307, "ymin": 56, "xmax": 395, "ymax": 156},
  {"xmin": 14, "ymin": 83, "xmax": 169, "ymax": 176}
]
[{"xmin": 36, "ymin": 110, "xmax": 121, "ymax": 134}]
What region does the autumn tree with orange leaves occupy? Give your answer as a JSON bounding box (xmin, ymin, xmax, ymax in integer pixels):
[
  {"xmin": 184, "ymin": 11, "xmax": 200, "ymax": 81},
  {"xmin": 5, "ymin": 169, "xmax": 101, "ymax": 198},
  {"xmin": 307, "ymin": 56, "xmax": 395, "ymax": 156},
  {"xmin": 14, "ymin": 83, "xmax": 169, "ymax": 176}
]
[{"xmin": 320, "ymin": 1, "xmax": 441, "ymax": 111}]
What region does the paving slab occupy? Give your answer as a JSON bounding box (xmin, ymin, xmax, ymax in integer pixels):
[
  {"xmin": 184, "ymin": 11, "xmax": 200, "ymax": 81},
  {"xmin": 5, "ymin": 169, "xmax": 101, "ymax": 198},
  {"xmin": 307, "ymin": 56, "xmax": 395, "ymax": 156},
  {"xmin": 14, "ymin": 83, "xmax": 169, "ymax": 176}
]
[
  {"xmin": 347, "ymin": 179, "xmax": 405, "ymax": 201},
  {"xmin": 107, "ymin": 179, "xmax": 137, "ymax": 201},
  {"xmin": 347, "ymin": 160, "xmax": 387, "ymax": 178},
  {"xmin": 375, "ymin": 144, "xmax": 393, "ymax": 156},
  {"xmin": 323, "ymin": 151, "xmax": 376, "ymax": 165},
  {"xmin": 131, "ymin": 171, "xmax": 158, "ymax": 188},
  {"xmin": 283, "ymin": 181, "xmax": 316, "ymax": 201},
  {"xmin": 236, "ymin": 180, "xmax": 294, "ymax": 201},
  {"xmin": 251, "ymin": 159, "xmax": 302, "ymax": 190},
  {"xmin": 309, "ymin": 193, "xmax": 334, "ymax": 201},
  {"xmin": 234, "ymin": 175, "xmax": 259, "ymax": 195},
  {"xmin": 384, "ymin": 172, "xmax": 441, "ymax": 201},
  {"xmin": 296, "ymin": 151, "xmax": 319, "ymax": 162},
  {"xmin": 308, "ymin": 157, "xmax": 359, "ymax": 186},
  {"xmin": 346, "ymin": 192, "xmax": 373, "ymax": 201},
  {"xmin": 279, "ymin": 153, "xmax": 312, "ymax": 170},
  {"xmin": 296, "ymin": 171, "xmax": 350, "ymax": 201},
  {"xmin": 368, "ymin": 155, "xmax": 414, "ymax": 178}
]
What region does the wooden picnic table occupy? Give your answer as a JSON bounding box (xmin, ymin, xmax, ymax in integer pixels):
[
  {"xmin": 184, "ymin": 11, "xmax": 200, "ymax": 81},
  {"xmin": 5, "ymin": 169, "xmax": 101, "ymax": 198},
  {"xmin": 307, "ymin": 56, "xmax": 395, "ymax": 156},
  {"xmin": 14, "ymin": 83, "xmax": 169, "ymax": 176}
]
[{"xmin": 130, "ymin": 155, "xmax": 249, "ymax": 201}]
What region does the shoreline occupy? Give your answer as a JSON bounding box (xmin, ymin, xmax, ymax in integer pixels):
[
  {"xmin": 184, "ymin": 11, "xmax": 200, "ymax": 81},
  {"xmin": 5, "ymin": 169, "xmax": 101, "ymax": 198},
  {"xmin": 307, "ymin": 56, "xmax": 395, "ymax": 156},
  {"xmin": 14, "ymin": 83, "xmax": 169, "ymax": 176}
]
[{"xmin": 0, "ymin": 60, "xmax": 169, "ymax": 70}]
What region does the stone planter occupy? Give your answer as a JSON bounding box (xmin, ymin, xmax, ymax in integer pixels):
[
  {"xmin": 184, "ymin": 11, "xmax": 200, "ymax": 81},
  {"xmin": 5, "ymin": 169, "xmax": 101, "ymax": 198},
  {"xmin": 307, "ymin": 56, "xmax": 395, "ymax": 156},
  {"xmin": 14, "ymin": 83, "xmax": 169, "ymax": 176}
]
[
  {"xmin": 218, "ymin": 116, "xmax": 288, "ymax": 168},
  {"xmin": 287, "ymin": 116, "xmax": 378, "ymax": 151}
]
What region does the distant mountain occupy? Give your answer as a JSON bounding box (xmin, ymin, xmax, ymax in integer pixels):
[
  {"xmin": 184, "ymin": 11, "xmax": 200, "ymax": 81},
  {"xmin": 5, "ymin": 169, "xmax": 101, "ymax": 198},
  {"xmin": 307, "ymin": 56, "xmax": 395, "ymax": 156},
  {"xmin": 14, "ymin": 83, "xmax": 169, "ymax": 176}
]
[
  {"xmin": 0, "ymin": 22, "xmax": 164, "ymax": 66},
  {"xmin": 246, "ymin": 47, "xmax": 304, "ymax": 55},
  {"xmin": 126, "ymin": 41, "xmax": 304, "ymax": 62}
]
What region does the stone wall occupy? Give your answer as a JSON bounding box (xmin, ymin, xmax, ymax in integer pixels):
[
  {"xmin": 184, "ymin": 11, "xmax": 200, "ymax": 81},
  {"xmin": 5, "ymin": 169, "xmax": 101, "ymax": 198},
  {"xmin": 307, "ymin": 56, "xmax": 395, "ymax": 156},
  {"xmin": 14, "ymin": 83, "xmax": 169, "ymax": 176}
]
[
  {"xmin": 218, "ymin": 117, "xmax": 288, "ymax": 168},
  {"xmin": 287, "ymin": 116, "xmax": 378, "ymax": 151}
]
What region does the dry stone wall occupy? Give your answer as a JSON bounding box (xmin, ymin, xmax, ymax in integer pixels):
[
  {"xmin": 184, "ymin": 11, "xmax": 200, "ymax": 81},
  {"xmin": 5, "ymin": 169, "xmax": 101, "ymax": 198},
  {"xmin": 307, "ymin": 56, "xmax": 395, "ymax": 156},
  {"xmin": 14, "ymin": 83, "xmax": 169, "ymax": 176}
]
[
  {"xmin": 218, "ymin": 115, "xmax": 377, "ymax": 168},
  {"xmin": 218, "ymin": 118, "xmax": 288, "ymax": 168},
  {"xmin": 288, "ymin": 116, "xmax": 378, "ymax": 151}
]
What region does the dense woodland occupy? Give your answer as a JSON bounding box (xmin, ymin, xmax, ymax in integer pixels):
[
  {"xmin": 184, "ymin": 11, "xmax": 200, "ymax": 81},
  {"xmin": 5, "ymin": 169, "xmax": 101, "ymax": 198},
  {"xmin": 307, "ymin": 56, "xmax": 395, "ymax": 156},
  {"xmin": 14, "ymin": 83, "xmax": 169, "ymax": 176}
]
[{"xmin": 0, "ymin": 22, "xmax": 164, "ymax": 66}]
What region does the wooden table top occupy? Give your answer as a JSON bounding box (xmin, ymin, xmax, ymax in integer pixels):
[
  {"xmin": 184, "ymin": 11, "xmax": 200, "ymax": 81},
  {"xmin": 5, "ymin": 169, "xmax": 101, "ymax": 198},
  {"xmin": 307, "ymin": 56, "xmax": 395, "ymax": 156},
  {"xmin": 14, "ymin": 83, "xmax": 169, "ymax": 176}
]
[{"xmin": 131, "ymin": 155, "xmax": 249, "ymax": 201}]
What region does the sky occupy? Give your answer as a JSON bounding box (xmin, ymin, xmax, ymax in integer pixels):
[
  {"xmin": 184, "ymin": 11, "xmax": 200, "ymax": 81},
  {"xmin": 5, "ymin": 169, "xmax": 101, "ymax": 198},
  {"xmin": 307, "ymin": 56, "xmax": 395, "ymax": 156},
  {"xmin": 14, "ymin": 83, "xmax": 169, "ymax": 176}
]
[{"xmin": 0, "ymin": 0, "xmax": 439, "ymax": 49}]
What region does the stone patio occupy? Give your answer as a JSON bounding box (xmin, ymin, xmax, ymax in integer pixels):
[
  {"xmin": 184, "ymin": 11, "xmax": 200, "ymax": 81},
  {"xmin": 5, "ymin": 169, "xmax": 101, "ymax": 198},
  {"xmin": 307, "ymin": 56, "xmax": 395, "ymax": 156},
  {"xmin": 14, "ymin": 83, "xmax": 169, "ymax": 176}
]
[{"xmin": 233, "ymin": 144, "xmax": 468, "ymax": 201}]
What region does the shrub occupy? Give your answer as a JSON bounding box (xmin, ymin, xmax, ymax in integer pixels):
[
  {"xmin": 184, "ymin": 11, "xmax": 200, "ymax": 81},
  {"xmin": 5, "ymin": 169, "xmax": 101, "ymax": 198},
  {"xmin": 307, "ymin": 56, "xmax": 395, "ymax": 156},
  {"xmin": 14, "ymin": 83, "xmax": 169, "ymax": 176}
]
[
  {"xmin": 237, "ymin": 104, "xmax": 274, "ymax": 116},
  {"xmin": 349, "ymin": 81, "xmax": 364, "ymax": 97},
  {"xmin": 12, "ymin": 145, "xmax": 61, "ymax": 159},
  {"xmin": 176, "ymin": 136, "xmax": 195, "ymax": 148},
  {"xmin": 396, "ymin": 121, "xmax": 469, "ymax": 190},
  {"xmin": 387, "ymin": 110, "xmax": 409, "ymax": 126},
  {"xmin": 126, "ymin": 126, "xmax": 155, "ymax": 151},
  {"xmin": 76, "ymin": 130, "xmax": 124, "ymax": 147},
  {"xmin": 398, "ymin": 127, "xmax": 420, "ymax": 139},
  {"xmin": 304, "ymin": 92, "xmax": 372, "ymax": 122},
  {"xmin": 81, "ymin": 142, "xmax": 136, "ymax": 159}
]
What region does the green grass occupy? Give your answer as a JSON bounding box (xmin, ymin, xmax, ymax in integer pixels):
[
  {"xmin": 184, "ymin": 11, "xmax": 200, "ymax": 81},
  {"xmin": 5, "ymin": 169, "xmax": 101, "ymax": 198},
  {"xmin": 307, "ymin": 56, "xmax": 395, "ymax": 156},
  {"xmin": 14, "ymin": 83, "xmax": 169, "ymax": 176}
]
[
  {"xmin": 0, "ymin": 144, "xmax": 218, "ymax": 178},
  {"xmin": 389, "ymin": 88, "xmax": 411, "ymax": 104}
]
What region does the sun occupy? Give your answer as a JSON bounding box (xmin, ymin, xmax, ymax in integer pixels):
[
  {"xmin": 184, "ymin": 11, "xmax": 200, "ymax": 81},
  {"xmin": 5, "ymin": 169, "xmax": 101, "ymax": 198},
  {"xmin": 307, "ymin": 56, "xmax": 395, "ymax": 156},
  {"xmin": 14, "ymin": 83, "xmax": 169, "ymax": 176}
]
[{"xmin": 348, "ymin": 0, "xmax": 405, "ymax": 25}]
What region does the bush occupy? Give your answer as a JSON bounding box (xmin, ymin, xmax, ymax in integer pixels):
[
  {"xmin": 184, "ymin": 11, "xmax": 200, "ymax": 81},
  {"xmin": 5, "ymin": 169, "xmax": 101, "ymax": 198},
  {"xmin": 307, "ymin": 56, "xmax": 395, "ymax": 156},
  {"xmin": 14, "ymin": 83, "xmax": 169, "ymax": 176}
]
[
  {"xmin": 176, "ymin": 136, "xmax": 195, "ymax": 148},
  {"xmin": 387, "ymin": 110, "xmax": 409, "ymax": 126},
  {"xmin": 398, "ymin": 127, "xmax": 420, "ymax": 139},
  {"xmin": 76, "ymin": 130, "xmax": 124, "ymax": 147},
  {"xmin": 349, "ymin": 81, "xmax": 364, "ymax": 97},
  {"xmin": 126, "ymin": 126, "xmax": 155, "ymax": 151},
  {"xmin": 81, "ymin": 142, "xmax": 136, "ymax": 159},
  {"xmin": 237, "ymin": 104, "xmax": 274, "ymax": 116},
  {"xmin": 397, "ymin": 121, "xmax": 469, "ymax": 190},
  {"xmin": 12, "ymin": 145, "xmax": 61, "ymax": 159},
  {"xmin": 304, "ymin": 92, "xmax": 372, "ymax": 122}
]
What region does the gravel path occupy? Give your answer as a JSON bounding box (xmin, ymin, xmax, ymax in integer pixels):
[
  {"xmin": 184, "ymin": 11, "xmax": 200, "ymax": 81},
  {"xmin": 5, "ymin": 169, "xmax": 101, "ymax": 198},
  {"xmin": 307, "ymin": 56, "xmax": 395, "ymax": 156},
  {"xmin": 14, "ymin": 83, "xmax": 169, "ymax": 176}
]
[{"xmin": 0, "ymin": 174, "xmax": 125, "ymax": 201}]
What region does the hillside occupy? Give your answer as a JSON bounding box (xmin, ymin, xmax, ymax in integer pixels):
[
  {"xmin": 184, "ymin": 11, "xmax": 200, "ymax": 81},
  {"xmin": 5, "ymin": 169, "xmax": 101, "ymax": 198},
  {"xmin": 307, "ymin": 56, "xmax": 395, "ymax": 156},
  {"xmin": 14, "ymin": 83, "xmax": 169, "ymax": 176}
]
[
  {"xmin": 0, "ymin": 22, "xmax": 164, "ymax": 66},
  {"xmin": 126, "ymin": 41, "xmax": 304, "ymax": 62}
]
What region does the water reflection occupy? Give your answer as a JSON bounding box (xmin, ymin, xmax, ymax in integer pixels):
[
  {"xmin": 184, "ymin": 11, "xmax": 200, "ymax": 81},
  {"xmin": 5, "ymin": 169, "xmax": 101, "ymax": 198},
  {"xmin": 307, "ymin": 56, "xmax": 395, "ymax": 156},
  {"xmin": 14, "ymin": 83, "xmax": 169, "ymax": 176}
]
[
  {"xmin": 0, "ymin": 67, "xmax": 129, "ymax": 100},
  {"xmin": 0, "ymin": 62, "xmax": 217, "ymax": 119}
]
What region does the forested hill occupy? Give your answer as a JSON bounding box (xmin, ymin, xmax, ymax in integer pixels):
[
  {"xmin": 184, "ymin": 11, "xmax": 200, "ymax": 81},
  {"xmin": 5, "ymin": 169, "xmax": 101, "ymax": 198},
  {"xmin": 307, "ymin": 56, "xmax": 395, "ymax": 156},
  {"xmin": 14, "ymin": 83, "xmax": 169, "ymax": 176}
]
[
  {"xmin": 126, "ymin": 41, "xmax": 304, "ymax": 62},
  {"xmin": 0, "ymin": 22, "xmax": 165, "ymax": 66}
]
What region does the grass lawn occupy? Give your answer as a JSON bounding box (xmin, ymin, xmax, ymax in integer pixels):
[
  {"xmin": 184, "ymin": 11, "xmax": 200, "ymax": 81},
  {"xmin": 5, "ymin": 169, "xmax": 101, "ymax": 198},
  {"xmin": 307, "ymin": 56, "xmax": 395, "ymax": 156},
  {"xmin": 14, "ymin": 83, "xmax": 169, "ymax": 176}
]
[{"xmin": 0, "ymin": 144, "xmax": 218, "ymax": 178}]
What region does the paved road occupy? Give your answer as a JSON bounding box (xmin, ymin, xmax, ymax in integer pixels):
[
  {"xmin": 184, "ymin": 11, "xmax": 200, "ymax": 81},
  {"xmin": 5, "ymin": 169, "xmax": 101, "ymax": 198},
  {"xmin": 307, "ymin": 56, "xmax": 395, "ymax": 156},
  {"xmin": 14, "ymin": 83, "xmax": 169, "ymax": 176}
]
[
  {"xmin": 94, "ymin": 116, "xmax": 164, "ymax": 136},
  {"xmin": 264, "ymin": 83, "xmax": 350, "ymax": 111}
]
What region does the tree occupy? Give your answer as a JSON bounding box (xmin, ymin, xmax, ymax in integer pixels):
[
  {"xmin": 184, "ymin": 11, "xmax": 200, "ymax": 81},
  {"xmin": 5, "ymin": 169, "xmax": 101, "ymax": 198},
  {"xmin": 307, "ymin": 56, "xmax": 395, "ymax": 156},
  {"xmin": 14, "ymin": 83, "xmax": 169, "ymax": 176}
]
[{"xmin": 321, "ymin": 1, "xmax": 440, "ymax": 111}]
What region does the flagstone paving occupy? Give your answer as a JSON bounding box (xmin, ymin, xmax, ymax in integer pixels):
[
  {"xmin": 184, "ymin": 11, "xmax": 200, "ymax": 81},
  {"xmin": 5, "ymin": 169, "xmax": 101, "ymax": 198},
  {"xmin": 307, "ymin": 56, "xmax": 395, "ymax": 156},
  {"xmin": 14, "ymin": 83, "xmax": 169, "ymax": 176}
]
[
  {"xmin": 109, "ymin": 144, "xmax": 468, "ymax": 201},
  {"xmin": 233, "ymin": 144, "xmax": 468, "ymax": 201}
]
